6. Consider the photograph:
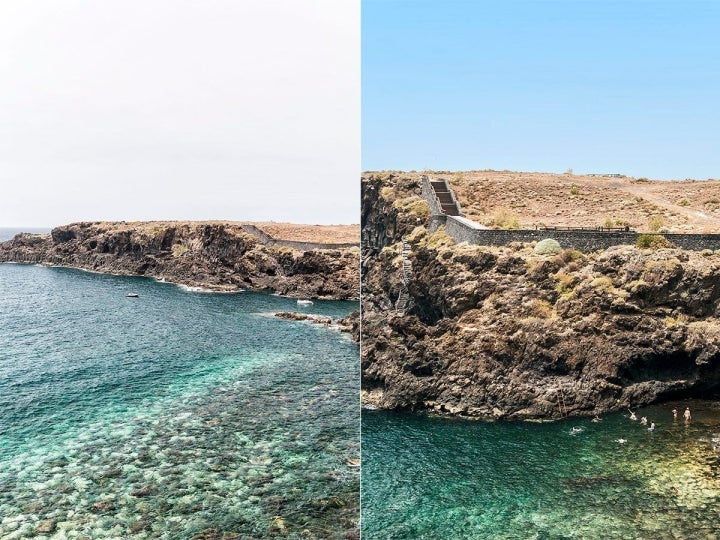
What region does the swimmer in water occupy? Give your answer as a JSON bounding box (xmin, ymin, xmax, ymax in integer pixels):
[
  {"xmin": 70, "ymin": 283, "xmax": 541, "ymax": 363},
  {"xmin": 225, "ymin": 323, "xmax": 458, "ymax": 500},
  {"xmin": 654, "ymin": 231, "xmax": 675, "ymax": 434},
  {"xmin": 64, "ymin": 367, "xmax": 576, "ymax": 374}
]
[
  {"xmin": 640, "ymin": 416, "xmax": 648, "ymax": 426},
  {"xmin": 672, "ymin": 408, "xmax": 678, "ymax": 420},
  {"xmin": 616, "ymin": 438, "xmax": 627, "ymax": 444},
  {"xmin": 649, "ymin": 422, "xmax": 656, "ymax": 432},
  {"xmin": 592, "ymin": 415, "xmax": 601, "ymax": 422},
  {"xmin": 684, "ymin": 407, "xmax": 691, "ymax": 423},
  {"xmin": 629, "ymin": 411, "xmax": 637, "ymax": 421}
]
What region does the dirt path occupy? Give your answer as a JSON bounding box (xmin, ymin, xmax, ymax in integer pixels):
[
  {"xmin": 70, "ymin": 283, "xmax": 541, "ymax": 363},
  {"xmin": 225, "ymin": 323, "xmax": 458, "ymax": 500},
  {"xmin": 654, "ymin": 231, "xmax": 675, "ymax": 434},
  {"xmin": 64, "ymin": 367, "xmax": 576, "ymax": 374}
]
[{"xmin": 609, "ymin": 181, "xmax": 720, "ymax": 232}]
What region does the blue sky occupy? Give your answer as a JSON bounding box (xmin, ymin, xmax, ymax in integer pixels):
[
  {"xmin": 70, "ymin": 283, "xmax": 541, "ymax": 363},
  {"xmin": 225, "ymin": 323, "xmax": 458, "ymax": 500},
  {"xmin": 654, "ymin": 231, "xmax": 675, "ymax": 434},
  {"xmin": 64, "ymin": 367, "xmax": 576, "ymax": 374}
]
[{"xmin": 363, "ymin": 0, "xmax": 720, "ymax": 179}]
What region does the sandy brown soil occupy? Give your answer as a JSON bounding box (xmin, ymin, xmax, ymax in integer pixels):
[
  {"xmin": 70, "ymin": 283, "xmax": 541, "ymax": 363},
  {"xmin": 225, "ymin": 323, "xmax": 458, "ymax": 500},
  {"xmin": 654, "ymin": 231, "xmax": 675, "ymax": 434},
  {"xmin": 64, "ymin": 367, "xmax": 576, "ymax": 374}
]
[
  {"xmin": 83, "ymin": 221, "xmax": 359, "ymax": 244},
  {"xmin": 374, "ymin": 170, "xmax": 720, "ymax": 233},
  {"xmin": 248, "ymin": 222, "xmax": 359, "ymax": 243}
]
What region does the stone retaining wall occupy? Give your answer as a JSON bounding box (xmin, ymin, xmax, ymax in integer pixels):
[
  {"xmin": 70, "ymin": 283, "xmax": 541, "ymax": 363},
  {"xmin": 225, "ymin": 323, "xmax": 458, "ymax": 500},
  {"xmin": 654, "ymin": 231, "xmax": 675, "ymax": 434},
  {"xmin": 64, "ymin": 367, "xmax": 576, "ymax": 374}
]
[
  {"xmin": 441, "ymin": 216, "xmax": 720, "ymax": 251},
  {"xmin": 420, "ymin": 176, "xmax": 443, "ymax": 215},
  {"xmin": 420, "ymin": 180, "xmax": 720, "ymax": 252}
]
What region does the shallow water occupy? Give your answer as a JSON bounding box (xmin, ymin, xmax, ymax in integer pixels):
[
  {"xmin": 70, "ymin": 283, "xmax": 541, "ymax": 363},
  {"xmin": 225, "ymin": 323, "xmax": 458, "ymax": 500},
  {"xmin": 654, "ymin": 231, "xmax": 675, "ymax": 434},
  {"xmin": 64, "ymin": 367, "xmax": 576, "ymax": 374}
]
[
  {"xmin": 362, "ymin": 403, "xmax": 720, "ymax": 539},
  {"xmin": 0, "ymin": 264, "xmax": 359, "ymax": 538}
]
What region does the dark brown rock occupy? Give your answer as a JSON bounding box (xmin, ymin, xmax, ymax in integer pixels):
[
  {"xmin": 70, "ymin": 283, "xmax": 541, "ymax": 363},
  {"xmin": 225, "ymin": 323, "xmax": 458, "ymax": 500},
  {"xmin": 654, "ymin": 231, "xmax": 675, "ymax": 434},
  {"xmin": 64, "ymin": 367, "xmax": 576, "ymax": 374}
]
[
  {"xmin": 35, "ymin": 519, "xmax": 56, "ymax": 534},
  {"xmin": 0, "ymin": 222, "xmax": 359, "ymax": 301},
  {"xmin": 361, "ymin": 174, "xmax": 720, "ymax": 420},
  {"xmin": 130, "ymin": 484, "xmax": 154, "ymax": 497}
]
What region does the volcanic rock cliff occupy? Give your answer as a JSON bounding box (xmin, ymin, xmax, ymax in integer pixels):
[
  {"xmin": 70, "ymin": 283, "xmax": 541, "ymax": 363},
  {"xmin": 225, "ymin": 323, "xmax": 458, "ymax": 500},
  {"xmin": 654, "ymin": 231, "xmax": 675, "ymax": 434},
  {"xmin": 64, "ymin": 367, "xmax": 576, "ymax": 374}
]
[
  {"xmin": 361, "ymin": 173, "xmax": 720, "ymax": 419},
  {"xmin": 0, "ymin": 221, "xmax": 359, "ymax": 300}
]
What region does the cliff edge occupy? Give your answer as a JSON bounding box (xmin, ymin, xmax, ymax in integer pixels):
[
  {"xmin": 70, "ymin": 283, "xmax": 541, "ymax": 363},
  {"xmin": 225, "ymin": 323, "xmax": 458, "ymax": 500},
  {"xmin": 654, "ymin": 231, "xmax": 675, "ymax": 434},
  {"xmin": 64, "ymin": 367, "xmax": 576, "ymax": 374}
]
[
  {"xmin": 0, "ymin": 221, "xmax": 359, "ymax": 301},
  {"xmin": 361, "ymin": 173, "xmax": 720, "ymax": 419}
]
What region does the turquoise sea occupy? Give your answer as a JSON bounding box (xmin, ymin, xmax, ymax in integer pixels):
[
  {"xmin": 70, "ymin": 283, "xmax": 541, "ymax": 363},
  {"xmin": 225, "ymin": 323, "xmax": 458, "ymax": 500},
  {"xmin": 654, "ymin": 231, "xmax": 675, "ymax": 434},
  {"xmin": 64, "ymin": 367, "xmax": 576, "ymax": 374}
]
[
  {"xmin": 363, "ymin": 404, "xmax": 720, "ymax": 539},
  {"xmin": 0, "ymin": 263, "xmax": 359, "ymax": 538}
]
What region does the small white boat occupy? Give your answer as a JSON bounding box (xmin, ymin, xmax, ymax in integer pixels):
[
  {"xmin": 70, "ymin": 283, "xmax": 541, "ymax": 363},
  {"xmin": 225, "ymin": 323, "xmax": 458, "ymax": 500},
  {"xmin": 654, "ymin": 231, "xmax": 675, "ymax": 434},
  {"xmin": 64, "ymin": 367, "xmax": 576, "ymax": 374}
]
[
  {"xmin": 126, "ymin": 293, "xmax": 139, "ymax": 298},
  {"xmin": 297, "ymin": 299, "xmax": 313, "ymax": 306}
]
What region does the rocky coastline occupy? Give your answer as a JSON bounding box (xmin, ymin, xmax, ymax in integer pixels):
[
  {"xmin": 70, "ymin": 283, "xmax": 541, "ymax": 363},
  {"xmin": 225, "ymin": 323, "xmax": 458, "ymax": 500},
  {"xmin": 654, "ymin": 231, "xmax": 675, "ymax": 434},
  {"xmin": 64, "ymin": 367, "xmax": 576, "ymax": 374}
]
[
  {"xmin": 274, "ymin": 310, "xmax": 359, "ymax": 336},
  {"xmin": 0, "ymin": 221, "xmax": 359, "ymax": 301},
  {"xmin": 361, "ymin": 173, "xmax": 720, "ymax": 420}
]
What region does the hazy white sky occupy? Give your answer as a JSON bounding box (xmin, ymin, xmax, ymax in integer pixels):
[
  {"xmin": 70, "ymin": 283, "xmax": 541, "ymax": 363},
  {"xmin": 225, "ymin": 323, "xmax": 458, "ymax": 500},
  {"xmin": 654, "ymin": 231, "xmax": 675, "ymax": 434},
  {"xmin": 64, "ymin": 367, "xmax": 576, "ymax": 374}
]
[{"xmin": 0, "ymin": 0, "xmax": 359, "ymax": 227}]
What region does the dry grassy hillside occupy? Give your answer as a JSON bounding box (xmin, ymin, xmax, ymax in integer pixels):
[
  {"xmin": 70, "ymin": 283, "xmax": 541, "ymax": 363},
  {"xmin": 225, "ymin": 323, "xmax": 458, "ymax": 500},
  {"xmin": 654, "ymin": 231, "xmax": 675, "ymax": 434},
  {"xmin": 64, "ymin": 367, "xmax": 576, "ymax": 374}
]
[
  {"xmin": 80, "ymin": 221, "xmax": 359, "ymax": 244},
  {"xmin": 249, "ymin": 222, "xmax": 359, "ymax": 243},
  {"xmin": 377, "ymin": 170, "xmax": 720, "ymax": 233}
]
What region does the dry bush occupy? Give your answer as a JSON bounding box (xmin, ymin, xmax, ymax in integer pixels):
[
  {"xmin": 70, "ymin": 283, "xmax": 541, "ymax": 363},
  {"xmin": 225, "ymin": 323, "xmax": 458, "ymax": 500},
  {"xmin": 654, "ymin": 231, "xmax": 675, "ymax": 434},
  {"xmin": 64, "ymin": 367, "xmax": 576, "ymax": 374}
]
[
  {"xmin": 425, "ymin": 226, "xmax": 455, "ymax": 249},
  {"xmin": 554, "ymin": 271, "xmax": 576, "ymax": 295},
  {"xmin": 590, "ymin": 276, "xmax": 614, "ymax": 291},
  {"xmin": 393, "ymin": 196, "xmax": 430, "ymax": 217},
  {"xmin": 490, "ymin": 208, "xmax": 520, "ymax": 229},
  {"xmin": 529, "ymin": 299, "xmax": 554, "ymax": 318},
  {"xmin": 647, "ymin": 215, "xmax": 664, "ymax": 232}
]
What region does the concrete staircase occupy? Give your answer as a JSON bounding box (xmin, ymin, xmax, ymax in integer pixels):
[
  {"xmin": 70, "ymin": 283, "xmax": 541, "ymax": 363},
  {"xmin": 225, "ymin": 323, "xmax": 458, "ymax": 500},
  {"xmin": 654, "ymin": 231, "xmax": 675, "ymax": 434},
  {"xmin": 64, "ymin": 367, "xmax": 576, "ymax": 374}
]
[
  {"xmin": 430, "ymin": 180, "xmax": 462, "ymax": 216},
  {"xmin": 395, "ymin": 238, "xmax": 413, "ymax": 313}
]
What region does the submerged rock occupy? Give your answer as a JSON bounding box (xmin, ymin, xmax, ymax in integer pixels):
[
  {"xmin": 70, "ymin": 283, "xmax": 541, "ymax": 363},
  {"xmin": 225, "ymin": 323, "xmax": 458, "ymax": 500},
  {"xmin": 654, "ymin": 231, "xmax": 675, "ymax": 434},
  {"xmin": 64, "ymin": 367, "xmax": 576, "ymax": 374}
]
[
  {"xmin": 130, "ymin": 485, "xmax": 155, "ymax": 497},
  {"xmin": 34, "ymin": 519, "xmax": 56, "ymax": 534}
]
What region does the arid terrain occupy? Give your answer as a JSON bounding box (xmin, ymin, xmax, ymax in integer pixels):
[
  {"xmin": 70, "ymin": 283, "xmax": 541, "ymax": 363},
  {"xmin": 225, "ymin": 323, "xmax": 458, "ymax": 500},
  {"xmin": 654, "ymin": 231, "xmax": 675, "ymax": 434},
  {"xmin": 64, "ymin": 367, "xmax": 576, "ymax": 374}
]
[
  {"xmin": 55, "ymin": 221, "xmax": 360, "ymax": 244},
  {"xmin": 375, "ymin": 170, "xmax": 720, "ymax": 233},
  {"xmin": 245, "ymin": 222, "xmax": 359, "ymax": 243}
]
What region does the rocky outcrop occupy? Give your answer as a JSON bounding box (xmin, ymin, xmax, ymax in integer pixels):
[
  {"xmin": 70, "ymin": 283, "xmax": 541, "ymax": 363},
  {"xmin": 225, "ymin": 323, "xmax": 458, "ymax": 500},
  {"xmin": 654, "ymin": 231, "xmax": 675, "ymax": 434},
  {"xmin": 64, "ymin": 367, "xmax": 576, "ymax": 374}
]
[
  {"xmin": 0, "ymin": 222, "xmax": 359, "ymax": 300},
  {"xmin": 361, "ymin": 173, "xmax": 720, "ymax": 419},
  {"xmin": 274, "ymin": 310, "xmax": 357, "ymax": 334}
]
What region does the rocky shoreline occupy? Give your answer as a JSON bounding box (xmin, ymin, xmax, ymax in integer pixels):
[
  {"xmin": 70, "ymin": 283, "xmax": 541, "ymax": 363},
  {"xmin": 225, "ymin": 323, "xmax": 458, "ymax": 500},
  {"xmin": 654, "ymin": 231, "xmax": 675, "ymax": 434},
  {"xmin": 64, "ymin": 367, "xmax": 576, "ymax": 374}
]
[
  {"xmin": 361, "ymin": 173, "xmax": 720, "ymax": 420},
  {"xmin": 274, "ymin": 310, "xmax": 359, "ymax": 337},
  {"xmin": 0, "ymin": 221, "xmax": 359, "ymax": 301}
]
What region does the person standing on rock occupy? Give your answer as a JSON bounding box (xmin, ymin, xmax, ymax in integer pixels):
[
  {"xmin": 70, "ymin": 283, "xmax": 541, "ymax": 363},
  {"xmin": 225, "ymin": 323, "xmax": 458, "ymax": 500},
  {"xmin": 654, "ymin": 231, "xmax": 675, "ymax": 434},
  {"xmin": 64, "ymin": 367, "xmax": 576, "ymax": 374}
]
[{"xmin": 684, "ymin": 407, "xmax": 691, "ymax": 423}]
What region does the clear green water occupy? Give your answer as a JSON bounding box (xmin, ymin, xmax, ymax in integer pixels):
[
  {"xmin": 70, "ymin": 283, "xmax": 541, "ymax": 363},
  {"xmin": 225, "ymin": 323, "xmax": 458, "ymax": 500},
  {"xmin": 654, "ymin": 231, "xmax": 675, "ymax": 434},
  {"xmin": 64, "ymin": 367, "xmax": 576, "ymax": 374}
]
[
  {"xmin": 0, "ymin": 264, "xmax": 359, "ymax": 538},
  {"xmin": 362, "ymin": 404, "xmax": 720, "ymax": 539}
]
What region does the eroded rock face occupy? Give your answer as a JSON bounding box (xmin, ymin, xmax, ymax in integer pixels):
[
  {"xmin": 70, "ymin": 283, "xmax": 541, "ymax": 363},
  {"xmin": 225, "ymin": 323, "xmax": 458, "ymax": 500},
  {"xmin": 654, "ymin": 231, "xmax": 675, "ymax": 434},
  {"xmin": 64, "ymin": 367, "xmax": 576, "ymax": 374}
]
[
  {"xmin": 0, "ymin": 222, "xmax": 359, "ymax": 301},
  {"xmin": 361, "ymin": 173, "xmax": 720, "ymax": 419}
]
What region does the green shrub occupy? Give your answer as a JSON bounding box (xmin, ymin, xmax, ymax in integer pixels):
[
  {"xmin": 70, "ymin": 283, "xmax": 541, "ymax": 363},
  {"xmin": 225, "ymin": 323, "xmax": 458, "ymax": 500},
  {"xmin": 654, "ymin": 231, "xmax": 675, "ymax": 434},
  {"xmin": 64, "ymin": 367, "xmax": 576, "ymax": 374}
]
[
  {"xmin": 534, "ymin": 238, "xmax": 562, "ymax": 255},
  {"xmin": 570, "ymin": 183, "xmax": 580, "ymax": 195},
  {"xmin": 636, "ymin": 234, "xmax": 673, "ymax": 249}
]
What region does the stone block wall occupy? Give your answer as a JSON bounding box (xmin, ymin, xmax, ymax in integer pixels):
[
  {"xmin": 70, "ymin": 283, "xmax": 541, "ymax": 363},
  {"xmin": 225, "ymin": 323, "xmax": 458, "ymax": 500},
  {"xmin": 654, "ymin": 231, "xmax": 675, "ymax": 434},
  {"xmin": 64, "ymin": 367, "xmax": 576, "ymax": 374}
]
[
  {"xmin": 419, "ymin": 181, "xmax": 720, "ymax": 251},
  {"xmin": 421, "ymin": 176, "xmax": 444, "ymax": 216},
  {"xmin": 442, "ymin": 216, "xmax": 720, "ymax": 252}
]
